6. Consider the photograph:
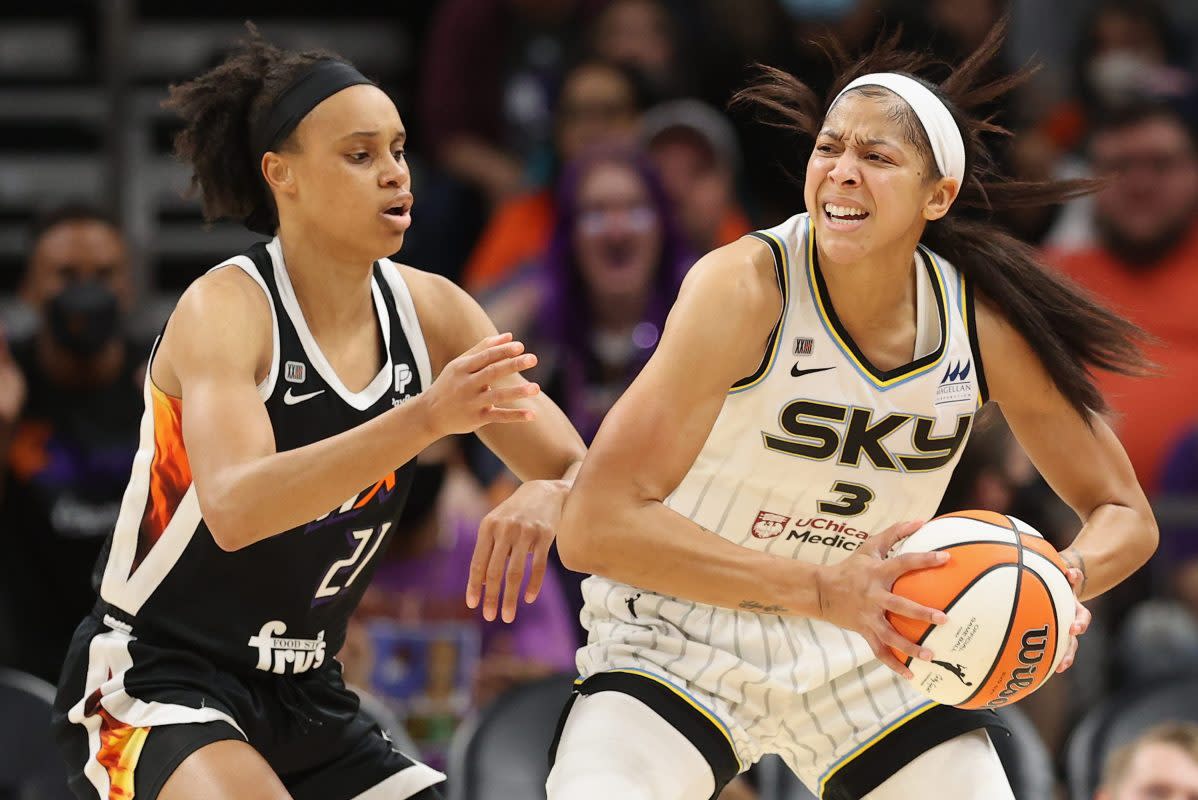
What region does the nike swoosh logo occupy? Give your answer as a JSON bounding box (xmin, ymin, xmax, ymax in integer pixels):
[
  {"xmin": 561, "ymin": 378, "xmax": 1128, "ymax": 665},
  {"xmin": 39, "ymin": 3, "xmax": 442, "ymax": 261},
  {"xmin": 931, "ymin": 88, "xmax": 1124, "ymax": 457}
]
[
  {"xmin": 283, "ymin": 387, "xmax": 325, "ymax": 405},
  {"xmin": 791, "ymin": 364, "xmax": 836, "ymax": 378}
]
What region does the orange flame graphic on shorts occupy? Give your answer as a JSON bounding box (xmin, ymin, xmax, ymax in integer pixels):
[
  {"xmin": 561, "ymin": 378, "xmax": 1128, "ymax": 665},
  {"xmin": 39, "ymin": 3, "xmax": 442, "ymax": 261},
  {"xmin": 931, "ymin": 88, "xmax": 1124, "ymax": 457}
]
[{"xmin": 85, "ymin": 686, "xmax": 150, "ymax": 799}]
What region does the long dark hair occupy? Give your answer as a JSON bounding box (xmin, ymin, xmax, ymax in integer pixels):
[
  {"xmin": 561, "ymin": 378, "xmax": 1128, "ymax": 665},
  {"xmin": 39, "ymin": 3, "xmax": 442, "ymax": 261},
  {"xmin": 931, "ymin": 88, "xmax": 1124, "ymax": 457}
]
[
  {"xmin": 729, "ymin": 19, "xmax": 1149, "ymax": 418},
  {"xmin": 539, "ymin": 147, "xmax": 695, "ymax": 441},
  {"xmin": 163, "ymin": 23, "xmax": 342, "ymax": 233}
]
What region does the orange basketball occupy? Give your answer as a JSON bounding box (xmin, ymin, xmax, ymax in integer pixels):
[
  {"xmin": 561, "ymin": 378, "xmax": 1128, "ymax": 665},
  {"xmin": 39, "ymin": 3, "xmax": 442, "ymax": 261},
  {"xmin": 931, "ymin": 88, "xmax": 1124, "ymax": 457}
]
[{"xmin": 885, "ymin": 511, "xmax": 1076, "ymax": 709}]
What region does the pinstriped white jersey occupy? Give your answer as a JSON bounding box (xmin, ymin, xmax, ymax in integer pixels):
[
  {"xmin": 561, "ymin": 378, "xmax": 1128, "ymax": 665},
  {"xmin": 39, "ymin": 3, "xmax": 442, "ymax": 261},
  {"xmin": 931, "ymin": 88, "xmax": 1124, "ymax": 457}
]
[
  {"xmin": 662, "ymin": 212, "xmax": 984, "ymax": 565},
  {"xmin": 577, "ymin": 213, "xmax": 990, "ymax": 775}
]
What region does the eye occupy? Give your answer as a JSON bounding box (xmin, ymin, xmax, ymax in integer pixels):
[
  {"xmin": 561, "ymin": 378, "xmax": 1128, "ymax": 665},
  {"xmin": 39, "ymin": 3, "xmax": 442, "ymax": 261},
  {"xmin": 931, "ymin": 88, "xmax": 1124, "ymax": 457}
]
[
  {"xmin": 816, "ymin": 143, "xmax": 836, "ymax": 154},
  {"xmin": 393, "ymin": 148, "xmax": 406, "ymax": 160},
  {"xmin": 866, "ymin": 152, "xmax": 890, "ymax": 163},
  {"xmin": 348, "ymin": 152, "xmax": 369, "ymax": 163}
]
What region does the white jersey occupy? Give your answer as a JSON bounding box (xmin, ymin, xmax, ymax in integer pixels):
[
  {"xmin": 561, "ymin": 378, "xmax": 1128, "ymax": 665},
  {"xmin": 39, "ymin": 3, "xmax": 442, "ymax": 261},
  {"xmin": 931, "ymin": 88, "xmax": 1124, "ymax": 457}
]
[
  {"xmin": 665, "ymin": 212, "xmax": 982, "ymax": 564},
  {"xmin": 576, "ymin": 213, "xmax": 990, "ymax": 791}
]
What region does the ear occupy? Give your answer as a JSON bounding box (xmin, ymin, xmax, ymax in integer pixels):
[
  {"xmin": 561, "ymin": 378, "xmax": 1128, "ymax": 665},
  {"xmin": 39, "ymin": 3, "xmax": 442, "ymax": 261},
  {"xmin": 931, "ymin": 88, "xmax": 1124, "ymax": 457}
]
[
  {"xmin": 261, "ymin": 152, "xmax": 296, "ymax": 198},
  {"xmin": 923, "ymin": 176, "xmax": 961, "ymax": 221}
]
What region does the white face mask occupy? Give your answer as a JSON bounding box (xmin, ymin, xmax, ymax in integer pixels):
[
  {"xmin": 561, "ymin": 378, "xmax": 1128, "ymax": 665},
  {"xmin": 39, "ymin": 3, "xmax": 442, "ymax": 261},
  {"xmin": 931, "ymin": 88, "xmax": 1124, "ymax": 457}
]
[{"xmin": 1088, "ymin": 50, "xmax": 1157, "ymax": 103}]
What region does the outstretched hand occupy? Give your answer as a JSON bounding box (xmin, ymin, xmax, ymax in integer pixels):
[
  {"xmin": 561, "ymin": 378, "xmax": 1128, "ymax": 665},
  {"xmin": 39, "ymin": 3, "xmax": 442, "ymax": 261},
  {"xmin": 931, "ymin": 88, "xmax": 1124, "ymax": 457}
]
[{"xmin": 466, "ymin": 478, "xmax": 568, "ymax": 623}]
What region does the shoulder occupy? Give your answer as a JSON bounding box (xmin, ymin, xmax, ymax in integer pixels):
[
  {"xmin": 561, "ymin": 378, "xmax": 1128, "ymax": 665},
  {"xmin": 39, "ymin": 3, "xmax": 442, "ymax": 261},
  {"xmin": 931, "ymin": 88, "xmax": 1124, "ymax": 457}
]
[
  {"xmin": 676, "ymin": 236, "xmax": 782, "ymax": 323},
  {"xmin": 175, "ymin": 263, "xmax": 273, "ymax": 325},
  {"xmin": 157, "ymin": 264, "xmax": 273, "ymax": 388},
  {"xmin": 391, "ymin": 263, "xmax": 473, "ymax": 318},
  {"xmin": 972, "ymin": 290, "xmax": 1053, "ymax": 407},
  {"xmin": 390, "ymin": 263, "xmax": 493, "ymax": 369}
]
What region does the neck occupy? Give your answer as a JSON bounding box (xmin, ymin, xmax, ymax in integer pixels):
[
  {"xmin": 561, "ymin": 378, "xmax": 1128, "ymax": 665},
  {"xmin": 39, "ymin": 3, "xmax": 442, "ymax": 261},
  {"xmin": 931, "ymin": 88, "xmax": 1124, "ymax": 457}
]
[
  {"xmin": 37, "ymin": 330, "xmax": 125, "ymax": 389},
  {"xmin": 276, "ymin": 225, "xmax": 376, "ymax": 336},
  {"xmin": 816, "ymin": 234, "xmax": 921, "ymax": 331}
]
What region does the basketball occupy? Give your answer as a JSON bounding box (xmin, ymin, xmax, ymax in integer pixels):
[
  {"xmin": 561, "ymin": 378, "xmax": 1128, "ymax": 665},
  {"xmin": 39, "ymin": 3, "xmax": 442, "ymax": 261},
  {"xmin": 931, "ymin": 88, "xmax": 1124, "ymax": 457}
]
[{"xmin": 886, "ymin": 511, "xmax": 1077, "ymax": 709}]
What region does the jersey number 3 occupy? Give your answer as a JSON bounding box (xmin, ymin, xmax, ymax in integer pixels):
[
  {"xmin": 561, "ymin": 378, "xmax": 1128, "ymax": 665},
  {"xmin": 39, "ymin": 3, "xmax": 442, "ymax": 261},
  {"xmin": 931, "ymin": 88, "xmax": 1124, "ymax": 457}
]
[
  {"xmin": 315, "ymin": 523, "xmax": 391, "ymax": 600},
  {"xmin": 817, "ymin": 481, "xmax": 874, "ymax": 516}
]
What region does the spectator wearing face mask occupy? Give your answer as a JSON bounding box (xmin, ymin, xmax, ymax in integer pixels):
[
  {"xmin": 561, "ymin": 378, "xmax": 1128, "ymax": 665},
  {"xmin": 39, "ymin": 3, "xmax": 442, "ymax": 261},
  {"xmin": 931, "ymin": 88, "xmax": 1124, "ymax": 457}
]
[
  {"xmin": 0, "ymin": 204, "xmax": 144, "ymax": 683},
  {"xmin": 1043, "ymin": 0, "xmax": 1194, "ymax": 156}
]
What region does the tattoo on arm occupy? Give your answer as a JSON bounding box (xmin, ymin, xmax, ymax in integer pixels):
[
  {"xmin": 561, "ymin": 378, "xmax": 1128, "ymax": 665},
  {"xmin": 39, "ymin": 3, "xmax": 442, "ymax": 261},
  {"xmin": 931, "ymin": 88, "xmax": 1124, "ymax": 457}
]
[
  {"xmin": 1061, "ymin": 549, "xmax": 1088, "ymax": 595},
  {"xmin": 739, "ymin": 599, "xmax": 788, "ymax": 614}
]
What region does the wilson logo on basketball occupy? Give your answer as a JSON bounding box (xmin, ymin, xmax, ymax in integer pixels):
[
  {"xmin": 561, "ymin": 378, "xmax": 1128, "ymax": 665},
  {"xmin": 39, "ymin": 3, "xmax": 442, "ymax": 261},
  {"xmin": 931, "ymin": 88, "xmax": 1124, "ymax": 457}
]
[{"xmin": 985, "ymin": 625, "xmax": 1049, "ymax": 708}]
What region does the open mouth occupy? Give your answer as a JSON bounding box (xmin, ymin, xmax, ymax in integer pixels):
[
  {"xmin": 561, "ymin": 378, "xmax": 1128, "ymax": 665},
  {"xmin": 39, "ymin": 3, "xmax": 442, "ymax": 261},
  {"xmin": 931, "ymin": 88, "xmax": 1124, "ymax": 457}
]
[
  {"xmin": 383, "ymin": 204, "xmax": 409, "ymax": 217},
  {"xmin": 823, "ymin": 202, "xmax": 870, "ymax": 222}
]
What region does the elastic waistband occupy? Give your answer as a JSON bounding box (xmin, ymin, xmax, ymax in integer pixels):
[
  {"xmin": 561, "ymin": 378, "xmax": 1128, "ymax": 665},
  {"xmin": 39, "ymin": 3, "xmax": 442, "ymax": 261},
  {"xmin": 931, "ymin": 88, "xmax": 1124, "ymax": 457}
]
[{"xmin": 91, "ymin": 598, "xmax": 137, "ymax": 633}]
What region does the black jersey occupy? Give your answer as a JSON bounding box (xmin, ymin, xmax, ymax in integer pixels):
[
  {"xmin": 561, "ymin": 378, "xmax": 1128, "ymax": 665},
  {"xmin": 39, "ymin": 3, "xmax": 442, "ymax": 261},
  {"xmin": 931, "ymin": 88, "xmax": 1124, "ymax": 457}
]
[{"xmin": 94, "ymin": 237, "xmax": 431, "ymax": 675}]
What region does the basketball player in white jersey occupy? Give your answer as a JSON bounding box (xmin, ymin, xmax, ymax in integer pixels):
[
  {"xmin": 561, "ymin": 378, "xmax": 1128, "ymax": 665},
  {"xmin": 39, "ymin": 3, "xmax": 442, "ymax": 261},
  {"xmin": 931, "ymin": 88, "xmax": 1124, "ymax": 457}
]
[
  {"xmin": 52, "ymin": 27, "xmax": 586, "ymax": 800},
  {"xmin": 547, "ymin": 24, "xmax": 1158, "ymax": 800}
]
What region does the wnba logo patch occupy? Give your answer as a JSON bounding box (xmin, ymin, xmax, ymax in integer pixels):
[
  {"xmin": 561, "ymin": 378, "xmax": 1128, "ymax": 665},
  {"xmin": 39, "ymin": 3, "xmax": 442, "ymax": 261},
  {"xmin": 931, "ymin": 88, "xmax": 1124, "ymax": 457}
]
[
  {"xmin": 751, "ymin": 510, "xmax": 790, "ymax": 539},
  {"xmin": 285, "ymin": 361, "xmax": 307, "ymax": 384}
]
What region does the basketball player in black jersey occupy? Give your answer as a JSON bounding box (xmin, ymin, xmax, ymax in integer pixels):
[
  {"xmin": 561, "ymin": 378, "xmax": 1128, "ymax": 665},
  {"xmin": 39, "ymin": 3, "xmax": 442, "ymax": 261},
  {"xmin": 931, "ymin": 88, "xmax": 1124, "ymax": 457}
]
[{"xmin": 51, "ymin": 28, "xmax": 586, "ymax": 800}]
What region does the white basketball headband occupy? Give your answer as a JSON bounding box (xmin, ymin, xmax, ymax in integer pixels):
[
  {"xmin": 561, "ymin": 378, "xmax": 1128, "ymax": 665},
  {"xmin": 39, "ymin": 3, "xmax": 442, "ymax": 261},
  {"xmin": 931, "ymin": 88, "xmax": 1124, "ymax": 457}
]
[{"xmin": 831, "ymin": 73, "xmax": 966, "ymax": 183}]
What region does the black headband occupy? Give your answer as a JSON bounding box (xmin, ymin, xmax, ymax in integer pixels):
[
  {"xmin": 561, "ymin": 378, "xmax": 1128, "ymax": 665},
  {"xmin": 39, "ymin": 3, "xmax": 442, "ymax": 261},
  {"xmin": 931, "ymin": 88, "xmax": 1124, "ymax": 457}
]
[
  {"xmin": 245, "ymin": 59, "xmax": 374, "ymax": 234},
  {"xmin": 250, "ymin": 59, "xmax": 374, "ymax": 159}
]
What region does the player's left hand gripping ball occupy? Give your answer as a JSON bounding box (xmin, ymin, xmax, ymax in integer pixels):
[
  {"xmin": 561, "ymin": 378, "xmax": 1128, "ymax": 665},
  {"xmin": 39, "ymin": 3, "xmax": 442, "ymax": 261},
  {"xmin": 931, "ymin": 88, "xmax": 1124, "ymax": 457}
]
[
  {"xmin": 467, "ymin": 479, "xmax": 567, "ymax": 622},
  {"xmin": 1057, "ymin": 565, "xmax": 1091, "ymax": 673}
]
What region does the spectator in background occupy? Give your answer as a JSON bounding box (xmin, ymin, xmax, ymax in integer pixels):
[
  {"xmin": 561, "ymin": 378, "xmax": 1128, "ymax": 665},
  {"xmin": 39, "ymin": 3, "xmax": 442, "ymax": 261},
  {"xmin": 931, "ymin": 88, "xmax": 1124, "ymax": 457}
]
[
  {"xmin": 590, "ymin": 0, "xmax": 691, "ymax": 102},
  {"xmin": 0, "ymin": 204, "xmax": 143, "ymax": 683},
  {"xmin": 642, "ymin": 99, "xmax": 753, "ymax": 255},
  {"xmin": 1048, "ymin": 100, "xmax": 1198, "ymax": 493},
  {"xmin": 528, "ymin": 148, "xmax": 693, "ymax": 444},
  {"xmin": 1094, "ymin": 723, "xmax": 1198, "ymax": 800},
  {"xmin": 348, "ymin": 439, "xmax": 576, "ymax": 769},
  {"xmin": 419, "ymin": 0, "xmax": 605, "ymax": 207},
  {"xmin": 463, "ymin": 58, "xmax": 643, "ymax": 295},
  {"xmin": 478, "ymin": 149, "xmax": 693, "ymax": 633},
  {"xmin": 1044, "ymin": 0, "xmax": 1193, "ymax": 157}
]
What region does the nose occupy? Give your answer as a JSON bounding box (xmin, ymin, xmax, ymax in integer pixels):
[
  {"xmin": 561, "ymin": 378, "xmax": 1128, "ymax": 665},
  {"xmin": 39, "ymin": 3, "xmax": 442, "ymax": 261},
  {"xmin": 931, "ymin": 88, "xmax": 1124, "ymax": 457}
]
[
  {"xmin": 827, "ymin": 151, "xmax": 860, "ymax": 186},
  {"xmin": 378, "ymin": 151, "xmax": 408, "ymax": 188}
]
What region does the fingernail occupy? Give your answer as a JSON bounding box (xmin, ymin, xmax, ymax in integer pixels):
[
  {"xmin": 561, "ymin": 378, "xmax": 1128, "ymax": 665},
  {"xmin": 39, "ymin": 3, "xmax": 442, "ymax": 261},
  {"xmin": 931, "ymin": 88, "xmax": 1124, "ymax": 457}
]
[
  {"xmin": 919, "ymin": 649, "xmax": 933, "ymax": 661},
  {"xmin": 936, "ymin": 552, "xmax": 950, "ymax": 563},
  {"xmin": 904, "ymin": 669, "xmax": 915, "ymax": 680},
  {"xmin": 933, "ymin": 612, "xmax": 949, "ymax": 625}
]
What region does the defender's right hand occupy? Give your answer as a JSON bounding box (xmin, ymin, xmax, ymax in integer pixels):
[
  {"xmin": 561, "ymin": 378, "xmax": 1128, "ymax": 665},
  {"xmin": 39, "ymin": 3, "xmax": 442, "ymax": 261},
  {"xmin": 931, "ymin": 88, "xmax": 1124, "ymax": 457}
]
[
  {"xmin": 417, "ymin": 332, "xmax": 541, "ymax": 437},
  {"xmin": 816, "ymin": 520, "xmax": 950, "ymax": 678}
]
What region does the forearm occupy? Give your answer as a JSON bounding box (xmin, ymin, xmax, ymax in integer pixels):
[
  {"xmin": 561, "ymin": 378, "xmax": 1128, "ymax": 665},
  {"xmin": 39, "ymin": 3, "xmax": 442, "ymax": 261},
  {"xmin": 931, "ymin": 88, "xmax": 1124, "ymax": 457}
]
[
  {"xmin": 1060, "ymin": 502, "xmax": 1158, "ymax": 601},
  {"xmin": 558, "ymin": 489, "xmax": 820, "ymax": 617},
  {"xmin": 205, "ymin": 398, "xmax": 440, "ymax": 549}
]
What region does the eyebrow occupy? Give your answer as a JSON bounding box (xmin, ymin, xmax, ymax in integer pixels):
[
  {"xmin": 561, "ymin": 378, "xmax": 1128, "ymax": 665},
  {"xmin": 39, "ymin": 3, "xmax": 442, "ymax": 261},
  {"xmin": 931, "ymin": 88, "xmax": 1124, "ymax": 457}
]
[
  {"xmin": 817, "ymin": 128, "xmax": 899, "ymax": 148},
  {"xmin": 340, "ymin": 129, "xmax": 406, "ymax": 141}
]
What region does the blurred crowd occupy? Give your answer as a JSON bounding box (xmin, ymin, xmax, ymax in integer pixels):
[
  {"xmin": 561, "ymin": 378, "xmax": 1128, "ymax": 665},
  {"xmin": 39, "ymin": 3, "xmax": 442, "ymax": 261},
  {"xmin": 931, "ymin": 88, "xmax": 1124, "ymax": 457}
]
[{"xmin": 1, "ymin": 1, "xmax": 1197, "ymax": 797}]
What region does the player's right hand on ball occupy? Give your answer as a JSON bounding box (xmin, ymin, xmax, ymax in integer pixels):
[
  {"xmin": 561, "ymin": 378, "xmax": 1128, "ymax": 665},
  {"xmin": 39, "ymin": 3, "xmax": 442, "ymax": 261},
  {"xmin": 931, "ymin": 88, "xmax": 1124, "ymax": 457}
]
[
  {"xmin": 816, "ymin": 520, "xmax": 950, "ymax": 679},
  {"xmin": 417, "ymin": 332, "xmax": 541, "ymax": 436}
]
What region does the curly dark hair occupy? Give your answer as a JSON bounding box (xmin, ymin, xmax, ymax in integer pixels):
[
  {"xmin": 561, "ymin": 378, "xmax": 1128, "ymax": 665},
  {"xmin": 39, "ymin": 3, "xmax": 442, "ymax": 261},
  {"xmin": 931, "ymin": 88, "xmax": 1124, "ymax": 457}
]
[
  {"xmin": 162, "ymin": 22, "xmax": 343, "ymax": 233},
  {"xmin": 729, "ymin": 19, "xmax": 1150, "ymax": 419}
]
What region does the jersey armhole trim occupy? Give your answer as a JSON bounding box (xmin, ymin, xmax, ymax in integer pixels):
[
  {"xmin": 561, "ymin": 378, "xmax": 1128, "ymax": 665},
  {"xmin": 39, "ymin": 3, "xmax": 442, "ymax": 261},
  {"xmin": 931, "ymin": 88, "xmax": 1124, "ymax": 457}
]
[
  {"xmin": 729, "ymin": 231, "xmax": 790, "ymax": 393},
  {"xmin": 962, "ymin": 275, "xmax": 989, "ymax": 406}
]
